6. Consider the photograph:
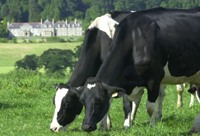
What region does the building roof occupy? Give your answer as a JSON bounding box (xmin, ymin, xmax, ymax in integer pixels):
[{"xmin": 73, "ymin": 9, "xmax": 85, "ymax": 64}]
[{"xmin": 8, "ymin": 19, "xmax": 82, "ymax": 29}]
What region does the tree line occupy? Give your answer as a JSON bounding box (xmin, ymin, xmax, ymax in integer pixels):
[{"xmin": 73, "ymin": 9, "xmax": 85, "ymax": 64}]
[{"xmin": 1, "ymin": 0, "xmax": 200, "ymax": 30}]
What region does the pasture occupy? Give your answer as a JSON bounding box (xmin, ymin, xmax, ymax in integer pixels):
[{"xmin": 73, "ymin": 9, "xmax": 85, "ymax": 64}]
[
  {"xmin": 0, "ymin": 42, "xmax": 81, "ymax": 73},
  {"xmin": 0, "ymin": 42, "xmax": 199, "ymax": 135}
]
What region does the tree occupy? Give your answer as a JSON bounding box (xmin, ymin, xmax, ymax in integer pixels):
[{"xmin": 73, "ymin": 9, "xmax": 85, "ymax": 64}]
[
  {"xmin": 29, "ymin": 0, "xmax": 42, "ymax": 22},
  {"xmin": 0, "ymin": 18, "xmax": 8, "ymax": 37},
  {"xmin": 15, "ymin": 54, "xmax": 39, "ymax": 70},
  {"xmin": 39, "ymin": 49, "xmax": 75, "ymax": 75}
]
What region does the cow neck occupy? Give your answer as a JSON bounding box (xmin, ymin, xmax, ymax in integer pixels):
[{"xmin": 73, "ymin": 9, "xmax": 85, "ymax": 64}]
[
  {"xmin": 68, "ymin": 29, "xmax": 101, "ymax": 87},
  {"xmin": 96, "ymin": 40, "xmax": 132, "ymax": 87}
]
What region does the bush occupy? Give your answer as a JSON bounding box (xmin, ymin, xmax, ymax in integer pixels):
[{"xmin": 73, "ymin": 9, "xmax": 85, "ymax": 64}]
[
  {"xmin": 15, "ymin": 54, "xmax": 39, "ymax": 70},
  {"xmin": 46, "ymin": 37, "xmax": 65, "ymax": 42},
  {"xmin": 38, "ymin": 49, "xmax": 75, "ymax": 75},
  {"xmin": 0, "ymin": 69, "xmax": 67, "ymax": 95},
  {"xmin": 0, "ymin": 38, "xmax": 8, "ymax": 43}
]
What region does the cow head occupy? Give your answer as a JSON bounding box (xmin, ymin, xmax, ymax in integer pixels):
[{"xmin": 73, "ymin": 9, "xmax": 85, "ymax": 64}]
[
  {"xmin": 50, "ymin": 83, "xmax": 83, "ymax": 132},
  {"xmin": 80, "ymin": 78, "xmax": 125, "ymax": 132}
]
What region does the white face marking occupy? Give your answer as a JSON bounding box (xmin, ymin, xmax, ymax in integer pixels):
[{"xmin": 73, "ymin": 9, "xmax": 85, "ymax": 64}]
[
  {"xmin": 88, "ymin": 13, "xmax": 119, "ymax": 39},
  {"xmin": 50, "ymin": 88, "xmax": 69, "ymax": 132},
  {"xmin": 87, "ymin": 83, "xmax": 96, "ymax": 89}
]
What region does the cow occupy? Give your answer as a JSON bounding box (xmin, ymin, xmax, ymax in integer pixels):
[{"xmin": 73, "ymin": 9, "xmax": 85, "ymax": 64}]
[
  {"xmin": 78, "ymin": 7, "xmax": 200, "ymax": 132},
  {"xmin": 50, "ymin": 11, "xmax": 133, "ymax": 132},
  {"xmin": 177, "ymin": 84, "xmax": 200, "ymax": 108}
]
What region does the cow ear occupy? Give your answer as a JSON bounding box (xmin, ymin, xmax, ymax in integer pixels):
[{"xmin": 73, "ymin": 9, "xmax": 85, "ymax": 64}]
[
  {"xmin": 102, "ymin": 82, "xmax": 125, "ymax": 98},
  {"xmin": 71, "ymin": 86, "xmax": 83, "ymax": 98}
]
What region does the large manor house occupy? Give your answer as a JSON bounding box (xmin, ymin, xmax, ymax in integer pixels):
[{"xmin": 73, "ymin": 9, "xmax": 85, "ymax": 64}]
[{"xmin": 7, "ymin": 19, "xmax": 82, "ymax": 37}]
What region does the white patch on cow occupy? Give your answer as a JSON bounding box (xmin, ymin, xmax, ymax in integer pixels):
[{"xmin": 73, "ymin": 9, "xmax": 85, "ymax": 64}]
[
  {"xmin": 162, "ymin": 63, "xmax": 200, "ymax": 85},
  {"xmin": 189, "ymin": 93, "xmax": 195, "ymax": 107},
  {"xmin": 196, "ymin": 91, "xmax": 200, "ymax": 103},
  {"xmin": 87, "ymin": 83, "xmax": 96, "ymax": 89},
  {"xmin": 176, "ymin": 84, "xmax": 184, "ymax": 108},
  {"xmin": 123, "ymin": 101, "xmax": 137, "ymax": 128},
  {"xmin": 88, "ymin": 13, "xmax": 119, "ymax": 39},
  {"xmin": 124, "ymin": 113, "xmax": 131, "ymax": 128},
  {"xmin": 131, "ymin": 101, "xmax": 137, "ymax": 121},
  {"xmin": 50, "ymin": 88, "xmax": 69, "ymax": 132}
]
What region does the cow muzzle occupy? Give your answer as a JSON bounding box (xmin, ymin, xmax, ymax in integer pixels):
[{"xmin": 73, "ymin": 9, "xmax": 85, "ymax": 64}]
[
  {"xmin": 50, "ymin": 122, "xmax": 64, "ymax": 132},
  {"xmin": 82, "ymin": 124, "xmax": 97, "ymax": 132}
]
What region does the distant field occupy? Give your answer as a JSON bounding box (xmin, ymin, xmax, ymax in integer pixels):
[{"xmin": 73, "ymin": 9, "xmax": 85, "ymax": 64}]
[{"xmin": 0, "ymin": 42, "xmax": 81, "ymax": 73}]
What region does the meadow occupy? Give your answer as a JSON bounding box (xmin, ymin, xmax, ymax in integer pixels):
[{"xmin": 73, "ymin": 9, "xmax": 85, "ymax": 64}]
[{"xmin": 0, "ymin": 42, "xmax": 200, "ymax": 136}]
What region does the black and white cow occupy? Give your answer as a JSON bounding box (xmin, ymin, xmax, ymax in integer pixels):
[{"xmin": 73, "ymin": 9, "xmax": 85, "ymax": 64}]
[
  {"xmin": 50, "ymin": 11, "xmax": 133, "ymax": 132},
  {"xmin": 176, "ymin": 84, "xmax": 200, "ymax": 108},
  {"xmin": 79, "ymin": 7, "xmax": 200, "ymax": 132}
]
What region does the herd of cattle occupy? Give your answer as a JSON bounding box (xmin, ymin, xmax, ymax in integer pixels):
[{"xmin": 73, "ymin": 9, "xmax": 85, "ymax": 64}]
[{"xmin": 50, "ymin": 7, "xmax": 200, "ymax": 133}]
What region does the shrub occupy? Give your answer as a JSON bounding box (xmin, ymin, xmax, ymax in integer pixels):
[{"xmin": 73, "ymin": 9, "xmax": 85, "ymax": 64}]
[
  {"xmin": 46, "ymin": 37, "xmax": 65, "ymax": 42},
  {"xmin": 38, "ymin": 49, "xmax": 75, "ymax": 75},
  {"xmin": 0, "ymin": 38, "xmax": 8, "ymax": 43},
  {"xmin": 15, "ymin": 54, "xmax": 39, "ymax": 70},
  {"xmin": 0, "ymin": 69, "xmax": 67, "ymax": 95}
]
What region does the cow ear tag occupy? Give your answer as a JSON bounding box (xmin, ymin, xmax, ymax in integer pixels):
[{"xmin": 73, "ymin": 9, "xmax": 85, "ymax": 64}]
[{"xmin": 71, "ymin": 87, "xmax": 83, "ymax": 97}]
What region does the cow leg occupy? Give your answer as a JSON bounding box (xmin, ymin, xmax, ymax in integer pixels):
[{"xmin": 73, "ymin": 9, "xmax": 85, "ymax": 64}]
[
  {"xmin": 189, "ymin": 93, "xmax": 195, "ymax": 107},
  {"xmin": 188, "ymin": 84, "xmax": 199, "ymax": 107},
  {"xmin": 195, "ymin": 88, "xmax": 200, "ymax": 103},
  {"xmin": 146, "ymin": 84, "xmax": 165, "ymax": 126},
  {"xmin": 145, "ymin": 68, "xmax": 164, "ymax": 126},
  {"xmin": 99, "ymin": 112, "xmax": 112, "ymax": 130},
  {"xmin": 190, "ymin": 112, "xmax": 200, "ymax": 133},
  {"xmin": 155, "ymin": 84, "xmax": 165, "ymax": 121},
  {"xmin": 176, "ymin": 84, "xmax": 184, "ymax": 108},
  {"xmin": 123, "ymin": 89, "xmax": 144, "ymax": 128},
  {"xmin": 99, "ymin": 99, "xmax": 112, "ymax": 130}
]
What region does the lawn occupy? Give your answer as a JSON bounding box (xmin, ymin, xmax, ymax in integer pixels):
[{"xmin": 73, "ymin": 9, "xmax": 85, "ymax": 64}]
[
  {"xmin": 0, "ymin": 42, "xmax": 81, "ymax": 73},
  {"xmin": 0, "ymin": 42, "xmax": 199, "ymax": 136},
  {"xmin": 0, "ymin": 70, "xmax": 199, "ymax": 136}
]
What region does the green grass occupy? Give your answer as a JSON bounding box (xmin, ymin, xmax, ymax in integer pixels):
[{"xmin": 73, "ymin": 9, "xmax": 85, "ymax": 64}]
[
  {"xmin": 0, "ymin": 70, "xmax": 199, "ymax": 136},
  {"xmin": 0, "ymin": 42, "xmax": 81, "ymax": 73}
]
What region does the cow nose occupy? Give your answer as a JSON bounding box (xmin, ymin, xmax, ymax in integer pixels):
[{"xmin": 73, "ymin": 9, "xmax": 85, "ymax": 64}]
[
  {"xmin": 82, "ymin": 124, "xmax": 91, "ymax": 131},
  {"xmin": 82, "ymin": 124, "xmax": 97, "ymax": 132},
  {"xmin": 50, "ymin": 127, "xmax": 58, "ymax": 132}
]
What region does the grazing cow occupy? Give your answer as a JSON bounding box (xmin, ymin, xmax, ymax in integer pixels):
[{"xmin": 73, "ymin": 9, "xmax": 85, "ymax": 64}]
[
  {"xmin": 50, "ymin": 11, "xmax": 132, "ymax": 132},
  {"xmin": 79, "ymin": 7, "xmax": 200, "ymax": 132},
  {"xmin": 177, "ymin": 84, "xmax": 200, "ymax": 108},
  {"xmin": 187, "ymin": 84, "xmax": 200, "ymax": 107}
]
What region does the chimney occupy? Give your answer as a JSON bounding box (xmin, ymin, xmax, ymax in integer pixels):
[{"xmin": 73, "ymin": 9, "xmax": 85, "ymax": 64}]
[
  {"xmin": 41, "ymin": 18, "xmax": 43, "ymax": 25},
  {"xmin": 74, "ymin": 18, "xmax": 77, "ymax": 24}
]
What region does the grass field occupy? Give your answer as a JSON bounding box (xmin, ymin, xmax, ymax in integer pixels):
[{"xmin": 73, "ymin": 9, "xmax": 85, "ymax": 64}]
[
  {"xmin": 0, "ymin": 42, "xmax": 200, "ymax": 136},
  {"xmin": 0, "ymin": 42, "xmax": 81, "ymax": 73}
]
